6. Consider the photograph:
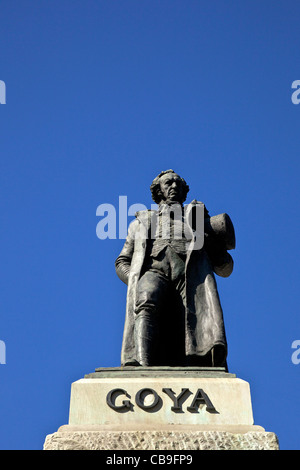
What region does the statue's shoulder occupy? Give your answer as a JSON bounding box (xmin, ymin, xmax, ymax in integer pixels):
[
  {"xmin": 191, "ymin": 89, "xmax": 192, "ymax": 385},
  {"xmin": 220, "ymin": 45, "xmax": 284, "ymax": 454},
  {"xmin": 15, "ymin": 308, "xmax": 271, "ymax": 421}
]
[
  {"xmin": 135, "ymin": 209, "xmax": 156, "ymax": 218},
  {"xmin": 186, "ymin": 200, "xmax": 210, "ymax": 217},
  {"xmin": 187, "ymin": 199, "xmax": 204, "ymax": 206},
  {"xmin": 134, "ymin": 209, "xmax": 157, "ymax": 229}
]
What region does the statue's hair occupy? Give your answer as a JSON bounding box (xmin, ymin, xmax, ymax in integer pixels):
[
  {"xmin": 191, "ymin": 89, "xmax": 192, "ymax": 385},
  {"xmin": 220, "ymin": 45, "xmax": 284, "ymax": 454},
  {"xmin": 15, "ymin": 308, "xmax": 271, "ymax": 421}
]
[{"xmin": 150, "ymin": 169, "xmax": 190, "ymax": 204}]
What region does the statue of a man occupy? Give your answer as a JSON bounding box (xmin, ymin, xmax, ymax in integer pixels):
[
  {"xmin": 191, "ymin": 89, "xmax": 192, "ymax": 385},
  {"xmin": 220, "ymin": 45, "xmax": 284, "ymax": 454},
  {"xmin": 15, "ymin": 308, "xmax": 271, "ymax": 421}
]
[{"xmin": 115, "ymin": 170, "xmax": 235, "ymax": 368}]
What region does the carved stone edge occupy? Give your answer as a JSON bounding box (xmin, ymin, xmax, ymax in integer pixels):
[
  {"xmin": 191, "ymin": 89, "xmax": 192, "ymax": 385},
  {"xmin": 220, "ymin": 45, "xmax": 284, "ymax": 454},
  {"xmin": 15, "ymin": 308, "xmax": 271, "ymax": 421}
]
[{"xmin": 43, "ymin": 427, "xmax": 280, "ymax": 451}]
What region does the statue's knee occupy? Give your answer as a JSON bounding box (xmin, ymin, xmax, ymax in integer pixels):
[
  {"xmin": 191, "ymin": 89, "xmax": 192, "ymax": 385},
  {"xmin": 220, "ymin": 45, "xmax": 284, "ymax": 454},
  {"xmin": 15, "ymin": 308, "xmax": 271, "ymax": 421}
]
[
  {"xmin": 134, "ymin": 306, "xmax": 158, "ymax": 319},
  {"xmin": 135, "ymin": 289, "xmax": 160, "ymax": 316}
]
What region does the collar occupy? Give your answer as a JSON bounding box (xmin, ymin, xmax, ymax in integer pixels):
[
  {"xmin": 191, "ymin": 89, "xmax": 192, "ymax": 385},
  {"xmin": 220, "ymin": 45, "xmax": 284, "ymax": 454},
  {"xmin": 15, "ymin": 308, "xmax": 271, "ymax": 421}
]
[{"xmin": 158, "ymin": 202, "xmax": 184, "ymax": 214}]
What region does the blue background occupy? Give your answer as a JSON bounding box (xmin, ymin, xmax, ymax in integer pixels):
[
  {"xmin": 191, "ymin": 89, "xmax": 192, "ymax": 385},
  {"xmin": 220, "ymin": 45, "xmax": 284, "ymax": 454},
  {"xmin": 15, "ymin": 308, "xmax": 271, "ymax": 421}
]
[{"xmin": 0, "ymin": 0, "xmax": 299, "ymax": 450}]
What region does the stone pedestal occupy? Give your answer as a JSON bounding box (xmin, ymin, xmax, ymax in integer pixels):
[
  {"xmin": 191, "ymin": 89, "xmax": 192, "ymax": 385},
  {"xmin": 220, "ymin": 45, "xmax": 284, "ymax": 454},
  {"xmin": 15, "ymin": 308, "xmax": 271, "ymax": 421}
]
[{"xmin": 43, "ymin": 367, "xmax": 279, "ymax": 450}]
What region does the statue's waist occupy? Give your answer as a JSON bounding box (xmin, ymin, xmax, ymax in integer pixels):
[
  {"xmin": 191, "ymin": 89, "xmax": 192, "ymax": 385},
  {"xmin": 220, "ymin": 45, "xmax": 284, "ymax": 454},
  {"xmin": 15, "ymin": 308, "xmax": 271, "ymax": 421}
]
[{"xmin": 149, "ymin": 239, "xmax": 189, "ymax": 257}]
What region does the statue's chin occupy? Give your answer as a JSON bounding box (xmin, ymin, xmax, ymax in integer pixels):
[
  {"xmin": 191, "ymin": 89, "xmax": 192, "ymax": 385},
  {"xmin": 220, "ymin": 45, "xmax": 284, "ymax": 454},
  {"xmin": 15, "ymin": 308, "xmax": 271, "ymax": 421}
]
[{"xmin": 164, "ymin": 198, "xmax": 182, "ymax": 205}]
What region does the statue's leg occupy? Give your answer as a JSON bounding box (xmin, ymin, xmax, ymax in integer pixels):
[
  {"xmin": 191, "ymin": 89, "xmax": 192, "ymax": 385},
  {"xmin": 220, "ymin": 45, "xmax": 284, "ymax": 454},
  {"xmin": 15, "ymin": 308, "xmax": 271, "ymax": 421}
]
[
  {"xmin": 134, "ymin": 311, "xmax": 155, "ymax": 366},
  {"xmin": 134, "ymin": 270, "xmax": 168, "ymax": 366}
]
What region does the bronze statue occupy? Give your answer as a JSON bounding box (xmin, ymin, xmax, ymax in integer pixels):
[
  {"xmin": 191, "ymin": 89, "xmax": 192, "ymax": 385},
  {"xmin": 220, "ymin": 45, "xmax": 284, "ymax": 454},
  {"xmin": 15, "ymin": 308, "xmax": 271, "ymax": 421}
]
[{"xmin": 115, "ymin": 170, "xmax": 235, "ymax": 368}]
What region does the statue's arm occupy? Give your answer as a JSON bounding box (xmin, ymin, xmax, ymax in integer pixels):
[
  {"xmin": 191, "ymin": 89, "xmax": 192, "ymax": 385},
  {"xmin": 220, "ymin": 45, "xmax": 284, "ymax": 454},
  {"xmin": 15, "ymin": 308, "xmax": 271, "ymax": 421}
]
[{"xmin": 115, "ymin": 219, "xmax": 137, "ymax": 285}]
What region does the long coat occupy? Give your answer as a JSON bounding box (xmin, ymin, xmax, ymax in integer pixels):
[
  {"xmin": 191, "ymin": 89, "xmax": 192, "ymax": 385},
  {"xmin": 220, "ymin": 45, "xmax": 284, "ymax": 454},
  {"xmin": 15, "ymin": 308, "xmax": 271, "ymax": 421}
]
[{"xmin": 115, "ymin": 200, "xmax": 235, "ymax": 367}]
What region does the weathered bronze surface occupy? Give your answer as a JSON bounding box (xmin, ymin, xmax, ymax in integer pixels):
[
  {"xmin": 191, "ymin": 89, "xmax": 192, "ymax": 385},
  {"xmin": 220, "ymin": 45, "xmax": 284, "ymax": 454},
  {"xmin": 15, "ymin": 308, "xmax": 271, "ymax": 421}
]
[{"xmin": 115, "ymin": 170, "xmax": 235, "ymax": 368}]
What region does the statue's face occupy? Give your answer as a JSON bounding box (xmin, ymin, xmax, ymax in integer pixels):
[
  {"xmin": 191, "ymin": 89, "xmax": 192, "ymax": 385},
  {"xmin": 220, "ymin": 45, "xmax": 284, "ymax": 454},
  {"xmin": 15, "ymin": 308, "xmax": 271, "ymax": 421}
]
[{"xmin": 159, "ymin": 173, "xmax": 184, "ymax": 204}]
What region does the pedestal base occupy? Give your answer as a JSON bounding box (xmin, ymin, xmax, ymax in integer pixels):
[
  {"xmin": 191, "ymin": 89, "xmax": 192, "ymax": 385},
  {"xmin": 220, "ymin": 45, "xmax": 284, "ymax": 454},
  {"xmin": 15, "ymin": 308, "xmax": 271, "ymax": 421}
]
[
  {"xmin": 43, "ymin": 367, "xmax": 279, "ymax": 450},
  {"xmin": 44, "ymin": 426, "xmax": 279, "ymax": 450}
]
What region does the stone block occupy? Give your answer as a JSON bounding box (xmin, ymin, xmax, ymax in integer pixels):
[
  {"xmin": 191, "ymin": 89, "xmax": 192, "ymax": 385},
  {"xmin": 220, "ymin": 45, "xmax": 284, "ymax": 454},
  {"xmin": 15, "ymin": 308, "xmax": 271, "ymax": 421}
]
[{"xmin": 43, "ymin": 368, "xmax": 280, "ymax": 450}]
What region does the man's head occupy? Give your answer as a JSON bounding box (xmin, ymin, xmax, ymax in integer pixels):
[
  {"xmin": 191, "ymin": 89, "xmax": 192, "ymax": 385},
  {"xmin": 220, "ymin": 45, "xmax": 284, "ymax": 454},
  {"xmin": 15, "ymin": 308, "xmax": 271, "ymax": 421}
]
[{"xmin": 150, "ymin": 170, "xmax": 189, "ymax": 205}]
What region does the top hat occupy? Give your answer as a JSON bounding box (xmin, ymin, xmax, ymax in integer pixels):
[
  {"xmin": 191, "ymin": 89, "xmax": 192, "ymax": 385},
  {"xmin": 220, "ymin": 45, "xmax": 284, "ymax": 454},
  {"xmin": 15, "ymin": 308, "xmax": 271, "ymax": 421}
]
[{"xmin": 204, "ymin": 213, "xmax": 236, "ymax": 251}]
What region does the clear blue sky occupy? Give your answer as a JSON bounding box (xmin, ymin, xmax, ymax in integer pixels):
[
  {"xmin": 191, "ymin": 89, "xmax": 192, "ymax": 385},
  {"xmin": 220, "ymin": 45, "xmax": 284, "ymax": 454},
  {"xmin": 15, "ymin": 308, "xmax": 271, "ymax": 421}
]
[{"xmin": 0, "ymin": 0, "xmax": 299, "ymax": 450}]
